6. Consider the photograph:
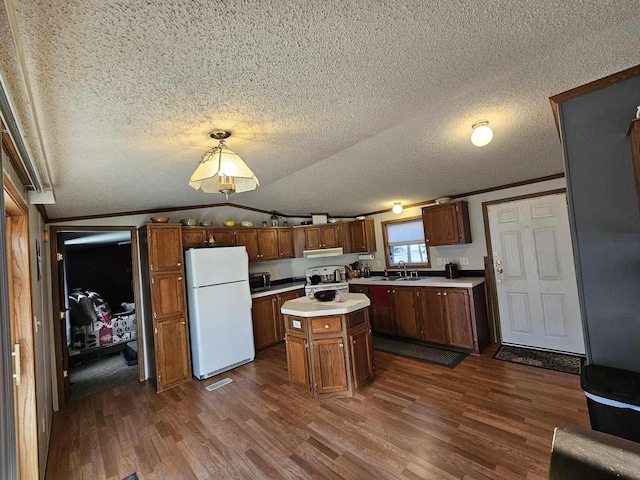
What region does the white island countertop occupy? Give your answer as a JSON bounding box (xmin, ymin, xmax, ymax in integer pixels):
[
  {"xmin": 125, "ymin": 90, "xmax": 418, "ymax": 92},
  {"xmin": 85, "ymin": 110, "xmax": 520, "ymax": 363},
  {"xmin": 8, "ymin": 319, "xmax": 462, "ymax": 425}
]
[
  {"xmin": 281, "ymin": 293, "xmax": 371, "ymax": 317},
  {"xmin": 349, "ymin": 276, "xmax": 484, "ymax": 288}
]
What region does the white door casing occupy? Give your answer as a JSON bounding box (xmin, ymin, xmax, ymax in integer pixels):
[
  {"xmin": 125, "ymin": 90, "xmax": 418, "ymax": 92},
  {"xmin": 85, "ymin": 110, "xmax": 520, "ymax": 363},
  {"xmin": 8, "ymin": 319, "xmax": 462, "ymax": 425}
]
[{"xmin": 488, "ymin": 193, "xmax": 585, "ymax": 354}]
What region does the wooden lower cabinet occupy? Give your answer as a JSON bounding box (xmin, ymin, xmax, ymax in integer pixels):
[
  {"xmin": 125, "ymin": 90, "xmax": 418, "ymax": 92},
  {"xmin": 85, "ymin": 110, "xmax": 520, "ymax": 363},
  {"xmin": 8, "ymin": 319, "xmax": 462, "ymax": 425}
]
[
  {"xmin": 284, "ymin": 308, "xmax": 375, "ymax": 399},
  {"xmin": 369, "ymin": 286, "xmax": 395, "ymax": 335},
  {"xmin": 443, "ymin": 289, "xmax": 475, "ymax": 349},
  {"xmin": 312, "ymin": 337, "xmax": 349, "ymax": 395},
  {"xmin": 251, "ymin": 295, "xmax": 279, "ymax": 349},
  {"xmin": 252, "ymin": 288, "xmax": 305, "ymax": 349},
  {"xmin": 392, "ymin": 287, "xmax": 421, "ymax": 339},
  {"xmin": 350, "ymin": 327, "xmax": 374, "ymax": 389},
  {"xmin": 285, "ymin": 334, "xmax": 310, "ymax": 390},
  {"xmin": 155, "ymin": 316, "xmax": 191, "ymax": 392},
  {"xmin": 419, "ymin": 287, "xmax": 449, "ymax": 345}
]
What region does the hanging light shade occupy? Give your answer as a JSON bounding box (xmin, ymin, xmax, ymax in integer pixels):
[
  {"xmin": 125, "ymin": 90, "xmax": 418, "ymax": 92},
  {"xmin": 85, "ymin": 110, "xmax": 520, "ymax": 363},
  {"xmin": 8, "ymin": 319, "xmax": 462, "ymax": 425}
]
[
  {"xmin": 392, "ymin": 202, "xmax": 403, "ymax": 214},
  {"xmin": 471, "ymin": 120, "xmax": 493, "ymax": 147},
  {"xmin": 189, "ymin": 131, "xmax": 259, "ymax": 199}
]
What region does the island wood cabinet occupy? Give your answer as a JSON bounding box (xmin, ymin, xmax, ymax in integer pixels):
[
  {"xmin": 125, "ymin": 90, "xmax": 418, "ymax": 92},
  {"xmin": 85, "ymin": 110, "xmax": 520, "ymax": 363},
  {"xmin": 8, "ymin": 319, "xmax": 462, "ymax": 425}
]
[
  {"xmin": 251, "ymin": 288, "xmax": 304, "ymax": 350},
  {"xmin": 139, "ymin": 224, "xmax": 192, "ymax": 392},
  {"xmin": 348, "ymin": 219, "xmax": 377, "ymax": 252},
  {"xmin": 422, "ymin": 201, "xmax": 471, "ymax": 246},
  {"xmin": 284, "ymin": 307, "xmax": 374, "ymax": 399}
]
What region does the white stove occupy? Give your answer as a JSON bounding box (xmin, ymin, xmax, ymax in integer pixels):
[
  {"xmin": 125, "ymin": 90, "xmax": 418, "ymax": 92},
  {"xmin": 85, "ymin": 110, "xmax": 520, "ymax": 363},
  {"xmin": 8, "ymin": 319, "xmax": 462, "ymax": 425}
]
[{"xmin": 304, "ymin": 265, "xmax": 349, "ymax": 296}]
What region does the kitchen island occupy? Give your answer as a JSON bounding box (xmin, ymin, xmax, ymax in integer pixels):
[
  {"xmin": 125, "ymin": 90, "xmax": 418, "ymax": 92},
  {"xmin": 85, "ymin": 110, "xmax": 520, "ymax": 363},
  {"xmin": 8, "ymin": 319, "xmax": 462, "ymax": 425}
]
[{"xmin": 281, "ymin": 293, "xmax": 375, "ymax": 399}]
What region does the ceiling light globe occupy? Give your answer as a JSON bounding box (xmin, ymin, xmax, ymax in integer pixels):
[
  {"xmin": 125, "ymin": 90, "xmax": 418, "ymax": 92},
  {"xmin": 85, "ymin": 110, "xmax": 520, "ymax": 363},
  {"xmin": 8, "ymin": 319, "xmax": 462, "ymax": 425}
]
[
  {"xmin": 471, "ymin": 122, "xmax": 493, "ymax": 147},
  {"xmin": 392, "ymin": 203, "xmax": 403, "ymax": 214}
]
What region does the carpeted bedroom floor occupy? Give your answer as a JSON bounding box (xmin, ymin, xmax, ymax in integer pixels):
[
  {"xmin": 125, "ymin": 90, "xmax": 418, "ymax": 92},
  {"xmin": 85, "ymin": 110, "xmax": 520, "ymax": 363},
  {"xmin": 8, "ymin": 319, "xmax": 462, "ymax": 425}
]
[{"xmin": 69, "ymin": 353, "xmax": 139, "ymax": 402}]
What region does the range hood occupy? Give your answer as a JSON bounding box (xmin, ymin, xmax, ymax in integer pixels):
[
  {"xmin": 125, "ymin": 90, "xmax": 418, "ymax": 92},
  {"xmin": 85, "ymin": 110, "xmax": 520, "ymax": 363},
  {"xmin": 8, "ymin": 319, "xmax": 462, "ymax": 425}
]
[{"xmin": 303, "ymin": 247, "xmax": 344, "ymax": 258}]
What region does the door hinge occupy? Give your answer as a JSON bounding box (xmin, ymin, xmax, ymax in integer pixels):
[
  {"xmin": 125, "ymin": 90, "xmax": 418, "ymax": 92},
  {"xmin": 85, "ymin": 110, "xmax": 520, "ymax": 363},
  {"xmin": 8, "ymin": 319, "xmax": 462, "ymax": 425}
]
[
  {"xmin": 12, "ymin": 344, "xmax": 21, "ymax": 385},
  {"xmin": 150, "ymin": 264, "xmax": 154, "ymax": 271},
  {"xmin": 56, "ymin": 252, "xmax": 63, "ymax": 262},
  {"xmin": 158, "ymin": 375, "xmax": 161, "ymax": 384},
  {"xmin": 59, "ymin": 311, "xmax": 66, "ymax": 320},
  {"xmin": 314, "ymin": 383, "xmax": 318, "ymax": 393},
  {"xmin": 154, "ymin": 327, "xmax": 158, "ymax": 334},
  {"xmin": 455, "ymin": 205, "xmax": 459, "ymax": 212},
  {"xmin": 304, "ymin": 341, "xmax": 308, "ymax": 349},
  {"xmin": 62, "ymin": 369, "xmax": 68, "ymax": 379},
  {"xmin": 151, "ymin": 277, "xmax": 155, "ymax": 284}
]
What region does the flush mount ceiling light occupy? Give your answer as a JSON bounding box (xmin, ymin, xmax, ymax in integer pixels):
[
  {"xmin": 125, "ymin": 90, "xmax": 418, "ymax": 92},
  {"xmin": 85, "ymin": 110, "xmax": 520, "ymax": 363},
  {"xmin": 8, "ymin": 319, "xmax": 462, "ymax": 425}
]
[
  {"xmin": 189, "ymin": 130, "xmax": 259, "ymax": 199},
  {"xmin": 392, "ymin": 202, "xmax": 403, "ymax": 214},
  {"xmin": 471, "ymin": 120, "xmax": 493, "ymax": 147}
]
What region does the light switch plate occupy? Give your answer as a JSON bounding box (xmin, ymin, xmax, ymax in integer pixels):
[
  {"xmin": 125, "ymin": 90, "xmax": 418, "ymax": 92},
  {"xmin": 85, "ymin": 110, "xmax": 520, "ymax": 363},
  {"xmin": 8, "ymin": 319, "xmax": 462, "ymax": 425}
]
[
  {"xmin": 436, "ymin": 258, "xmax": 443, "ymax": 266},
  {"xmin": 459, "ymin": 257, "xmax": 469, "ymax": 265}
]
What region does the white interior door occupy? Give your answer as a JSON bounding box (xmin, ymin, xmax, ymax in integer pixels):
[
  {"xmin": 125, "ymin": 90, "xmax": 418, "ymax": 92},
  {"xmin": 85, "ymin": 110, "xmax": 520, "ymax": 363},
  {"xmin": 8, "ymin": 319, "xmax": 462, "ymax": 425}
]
[{"xmin": 488, "ymin": 193, "xmax": 585, "ymax": 354}]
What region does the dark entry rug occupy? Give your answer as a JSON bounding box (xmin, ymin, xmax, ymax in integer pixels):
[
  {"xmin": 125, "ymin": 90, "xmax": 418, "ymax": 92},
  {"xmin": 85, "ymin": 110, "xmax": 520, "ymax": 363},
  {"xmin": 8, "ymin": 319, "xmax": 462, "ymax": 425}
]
[
  {"xmin": 373, "ymin": 336, "xmax": 467, "ymax": 369},
  {"xmin": 494, "ymin": 345, "xmax": 583, "ymax": 375},
  {"xmin": 69, "ymin": 352, "xmax": 139, "ymax": 402}
]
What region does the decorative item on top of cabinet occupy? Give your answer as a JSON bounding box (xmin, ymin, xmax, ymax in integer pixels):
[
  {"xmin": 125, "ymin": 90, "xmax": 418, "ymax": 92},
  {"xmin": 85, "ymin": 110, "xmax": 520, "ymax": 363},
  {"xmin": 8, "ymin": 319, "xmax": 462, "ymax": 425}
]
[
  {"xmin": 207, "ymin": 228, "xmax": 236, "ymax": 246},
  {"xmin": 348, "ymin": 219, "xmax": 377, "ymax": 253},
  {"xmin": 422, "ymin": 200, "xmax": 471, "ymax": 246},
  {"xmin": 626, "ymin": 119, "xmax": 640, "ymax": 213},
  {"xmin": 139, "ymin": 224, "xmax": 192, "ymax": 393}
]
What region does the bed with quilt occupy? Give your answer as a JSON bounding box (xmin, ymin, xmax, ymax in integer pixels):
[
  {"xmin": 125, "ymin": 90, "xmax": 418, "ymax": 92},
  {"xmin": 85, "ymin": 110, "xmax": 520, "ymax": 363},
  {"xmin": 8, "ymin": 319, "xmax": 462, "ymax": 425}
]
[{"xmin": 69, "ymin": 290, "xmax": 136, "ymax": 351}]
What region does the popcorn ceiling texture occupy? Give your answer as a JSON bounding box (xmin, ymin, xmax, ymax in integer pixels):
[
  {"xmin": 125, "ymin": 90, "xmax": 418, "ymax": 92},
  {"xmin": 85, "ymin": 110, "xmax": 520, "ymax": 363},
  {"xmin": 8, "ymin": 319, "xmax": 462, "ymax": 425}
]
[{"xmin": 3, "ymin": 0, "xmax": 640, "ymax": 218}]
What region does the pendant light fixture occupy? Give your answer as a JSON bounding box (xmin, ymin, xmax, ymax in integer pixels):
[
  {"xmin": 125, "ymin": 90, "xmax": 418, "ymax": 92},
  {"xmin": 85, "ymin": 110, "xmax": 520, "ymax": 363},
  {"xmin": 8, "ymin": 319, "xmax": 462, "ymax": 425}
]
[
  {"xmin": 392, "ymin": 202, "xmax": 403, "ymax": 214},
  {"xmin": 189, "ymin": 131, "xmax": 259, "ymax": 199},
  {"xmin": 471, "ymin": 120, "xmax": 493, "ymax": 147}
]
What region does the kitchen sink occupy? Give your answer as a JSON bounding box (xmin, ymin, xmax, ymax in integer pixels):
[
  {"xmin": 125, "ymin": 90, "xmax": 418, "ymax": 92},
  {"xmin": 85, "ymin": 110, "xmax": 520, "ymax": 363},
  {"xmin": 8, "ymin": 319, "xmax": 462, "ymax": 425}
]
[{"xmin": 393, "ymin": 277, "xmax": 422, "ymax": 281}]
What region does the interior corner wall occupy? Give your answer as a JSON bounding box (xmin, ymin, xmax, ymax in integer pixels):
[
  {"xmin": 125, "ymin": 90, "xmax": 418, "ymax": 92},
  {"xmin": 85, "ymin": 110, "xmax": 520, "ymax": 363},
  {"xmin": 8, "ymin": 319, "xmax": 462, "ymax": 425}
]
[{"xmin": 559, "ymin": 76, "xmax": 640, "ymax": 373}]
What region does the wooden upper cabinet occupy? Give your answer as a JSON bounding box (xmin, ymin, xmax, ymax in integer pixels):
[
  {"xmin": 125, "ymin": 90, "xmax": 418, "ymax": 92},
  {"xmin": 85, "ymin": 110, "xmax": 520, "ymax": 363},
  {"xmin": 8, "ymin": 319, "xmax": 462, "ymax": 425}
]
[
  {"xmin": 181, "ymin": 227, "xmax": 207, "ymax": 248},
  {"xmin": 151, "ymin": 272, "xmax": 185, "ymax": 320},
  {"xmin": 418, "ymin": 287, "xmax": 448, "ymax": 345},
  {"xmin": 208, "ymin": 228, "xmax": 235, "ymax": 246},
  {"xmin": 155, "ymin": 316, "xmax": 191, "ymax": 391},
  {"xmin": 277, "ymin": 229, "xmax": 295, "ymax": 259},
  {"xmin": 392, "ymin": 287, "xmax": 421, "ymax": 339},
  {"xmin": 235, "ymin": 229, "xmax": 260, "ymax": 261},
  {"xmin": 304, "ymin": 225, "xmax": 339, "ymax": 249},
  {"xmin": 149, "ymin": 226, "xmax": 183, "ymax": 272},
  {"xmin": 422, "ymin": 201, "xmax": 471, "ymax": 246},
  {"xmin": 444, "ymin": 289, "xmax": 474, "ymax": 349},
  {"xmin": 627, "ymin": 119, "xmax": 640, "ymax": 213},
  {"xmin": 257, "ymin": 229, "xmax": 279, "ymax": 261},
  {"xmin": 348, "ymin": 220, "xmax": 377, "ymax": 253},
  {"xmin": 312, "ymin": 337, "xmax": 349, "ymax": 395}
]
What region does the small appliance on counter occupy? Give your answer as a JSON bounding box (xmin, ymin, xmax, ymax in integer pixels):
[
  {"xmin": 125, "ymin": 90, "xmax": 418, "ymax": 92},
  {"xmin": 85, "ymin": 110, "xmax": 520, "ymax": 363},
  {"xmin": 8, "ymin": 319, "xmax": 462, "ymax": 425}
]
[
  {"xmin": 249, "ymin": 272, "xmax": 271, "ymax": 291},
  {"xmin": 445, "ymin": 262, "xmax": 459, "ymax": 279}
]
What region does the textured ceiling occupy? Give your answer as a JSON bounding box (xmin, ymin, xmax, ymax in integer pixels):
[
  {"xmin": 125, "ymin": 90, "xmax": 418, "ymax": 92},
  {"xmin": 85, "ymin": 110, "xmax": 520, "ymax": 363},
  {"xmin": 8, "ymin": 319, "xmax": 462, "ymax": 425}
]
[{"xmin": 3, "ymin": 0, "xmax": 640, "ymax": 219}]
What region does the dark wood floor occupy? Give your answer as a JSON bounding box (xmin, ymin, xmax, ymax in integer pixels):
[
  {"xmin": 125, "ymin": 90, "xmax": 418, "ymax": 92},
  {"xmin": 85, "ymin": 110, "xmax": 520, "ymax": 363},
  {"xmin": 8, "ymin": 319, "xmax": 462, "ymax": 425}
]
[{"xmin": 45, "ymin": 343, "xmax": 589, "ymax": 480}]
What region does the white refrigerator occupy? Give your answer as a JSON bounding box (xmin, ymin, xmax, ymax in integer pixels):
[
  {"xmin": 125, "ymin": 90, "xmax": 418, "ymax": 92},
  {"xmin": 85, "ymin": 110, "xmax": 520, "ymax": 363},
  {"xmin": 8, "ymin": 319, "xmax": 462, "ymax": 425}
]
[{"xmin": 184, "ymin": 246, "xmax": 255, "ymax": 380}]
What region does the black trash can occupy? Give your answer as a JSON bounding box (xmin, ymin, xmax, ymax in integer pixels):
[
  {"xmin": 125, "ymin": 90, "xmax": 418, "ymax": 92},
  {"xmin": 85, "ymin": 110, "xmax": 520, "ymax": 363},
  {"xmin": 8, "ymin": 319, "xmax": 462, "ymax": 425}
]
[{"xmin": 581, "ymin": 364, "xmax": 640, "ymax": 443}]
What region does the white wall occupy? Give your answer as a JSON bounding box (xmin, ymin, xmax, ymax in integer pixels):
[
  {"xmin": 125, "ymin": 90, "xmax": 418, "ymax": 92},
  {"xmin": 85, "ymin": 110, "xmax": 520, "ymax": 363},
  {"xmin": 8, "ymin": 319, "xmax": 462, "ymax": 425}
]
[
  {"xmin": 2, "ymin": 161, "xmax": 53, "ymax": 479},
  {"xmin": 365, "ymin": 177, "xmax": 567, "ymax": 272}
]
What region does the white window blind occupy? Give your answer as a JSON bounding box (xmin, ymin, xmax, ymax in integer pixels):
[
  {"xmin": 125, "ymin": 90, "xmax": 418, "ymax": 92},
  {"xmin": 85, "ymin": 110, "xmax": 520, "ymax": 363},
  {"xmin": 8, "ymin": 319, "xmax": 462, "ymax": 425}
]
[
  {"xmin": 386, "ymin": 219, "xmax": 424, "ymax": 243},
  {"xmin": 385, "ymin": 219, "xmax": 428, "ymax": 266}
]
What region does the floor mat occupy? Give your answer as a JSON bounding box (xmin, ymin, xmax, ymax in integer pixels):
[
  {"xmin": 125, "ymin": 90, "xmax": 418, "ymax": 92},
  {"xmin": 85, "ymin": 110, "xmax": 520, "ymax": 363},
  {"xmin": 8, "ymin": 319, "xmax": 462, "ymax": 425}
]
[
  {"xmin": 494, "ymin": 345, "xmax": 583, "ymax": 375},
  {"xmin": 373, "ymin": 336, "xmax": 467, "ymax": 368},
  {"xmin": 69, "ymin": 352, "xmax": 139, "ymax": 402}
]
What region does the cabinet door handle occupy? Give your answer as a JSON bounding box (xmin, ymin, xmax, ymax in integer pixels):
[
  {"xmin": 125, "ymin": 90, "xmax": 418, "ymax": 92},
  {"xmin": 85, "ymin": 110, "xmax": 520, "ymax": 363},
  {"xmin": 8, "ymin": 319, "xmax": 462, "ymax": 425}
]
[
  {"xmin": 178, "ymin": 276, "xmax": 182, "ymax": 281},
  {"xmin": 352, "ymin": 339, "xmax": 356, "ymax": 345},
  {"xmin": 181, "ymin": 321, "xmax": 186, "ymax": 325},
  {"xmin": 387, "ymin": 289, "xmax": 390, "ymax": 293},
  {"xmin": 443, "ymin": 292, "xmax": 448, "ymax": 296},
  {"xmin": 324, "ymin": 324, "xmax": 330, "ymax": 329},
  {"xmin": 154, "ymin": 312, "xmax": 157, "ymax": 318},
  {"xmin": 437, "ymin": 292, "xmax": 441, "ymax": 296},
  {"xmin": 177, "ymin": 262, "xmax": 182, "ymax": 266},
  {"xmin": 339, "ymin": 343, "xmax": 344, "ymax": 348}
]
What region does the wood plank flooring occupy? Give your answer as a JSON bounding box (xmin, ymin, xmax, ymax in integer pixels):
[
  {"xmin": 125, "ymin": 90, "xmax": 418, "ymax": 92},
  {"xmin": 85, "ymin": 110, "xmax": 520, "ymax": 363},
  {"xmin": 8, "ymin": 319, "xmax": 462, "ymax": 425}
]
[{"xmin": 45, "ymin": 344, "xmax": 589, "ymax": 480}]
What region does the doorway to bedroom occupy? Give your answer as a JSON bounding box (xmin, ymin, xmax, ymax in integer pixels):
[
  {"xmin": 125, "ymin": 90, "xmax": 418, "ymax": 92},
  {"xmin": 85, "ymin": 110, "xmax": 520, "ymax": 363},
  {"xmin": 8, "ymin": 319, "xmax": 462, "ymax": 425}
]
[{"xmin": 50, "ymin": 226, "xmax": 143, "ymax": 407}]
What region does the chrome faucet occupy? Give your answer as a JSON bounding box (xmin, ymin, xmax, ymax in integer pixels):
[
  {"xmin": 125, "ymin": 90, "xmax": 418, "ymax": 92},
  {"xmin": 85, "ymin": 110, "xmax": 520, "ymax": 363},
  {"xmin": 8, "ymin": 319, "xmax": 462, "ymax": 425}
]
[{"xmin": 397, "ymin": 260, "xmax": 407, "ymax": 277}]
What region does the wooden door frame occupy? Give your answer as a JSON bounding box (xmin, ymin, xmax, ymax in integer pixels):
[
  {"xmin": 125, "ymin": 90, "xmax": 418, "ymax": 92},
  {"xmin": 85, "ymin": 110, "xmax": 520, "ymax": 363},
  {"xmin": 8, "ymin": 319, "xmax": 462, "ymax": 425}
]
[
  {"xmin": 481, "ymin": 188, "xmax": 567, "ymax": 344},
  {"xmin": 3, "ymin": 172, "xmax": 39, "ymax": 479},
  {"xmin": 49, "ymin": 225, "xmax": 143, "ymax": 409}
]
